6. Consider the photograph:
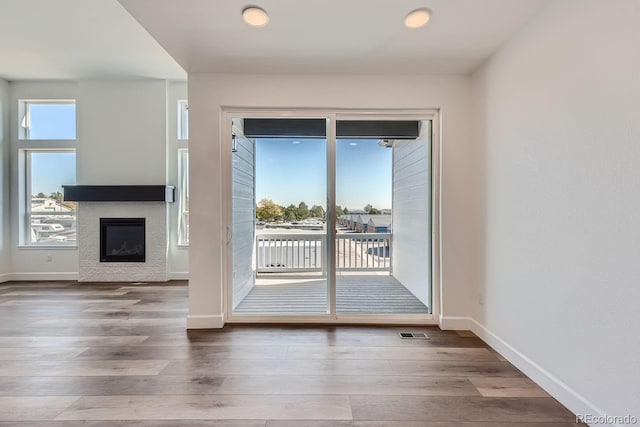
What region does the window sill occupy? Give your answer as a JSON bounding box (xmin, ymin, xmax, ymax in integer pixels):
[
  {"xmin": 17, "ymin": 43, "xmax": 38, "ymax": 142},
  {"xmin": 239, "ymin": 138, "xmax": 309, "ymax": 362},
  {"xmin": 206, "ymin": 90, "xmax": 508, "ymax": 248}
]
[{"xmin": 17, "ymin": 245, "xmax": 78, "ymax": 250}]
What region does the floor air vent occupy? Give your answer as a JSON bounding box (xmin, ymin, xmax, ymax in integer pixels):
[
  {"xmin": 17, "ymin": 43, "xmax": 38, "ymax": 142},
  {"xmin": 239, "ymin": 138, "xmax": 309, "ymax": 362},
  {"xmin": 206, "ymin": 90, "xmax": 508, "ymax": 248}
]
[{"xmin": 399, "ymin": 332, "xmax": 429, "ymax": 340}]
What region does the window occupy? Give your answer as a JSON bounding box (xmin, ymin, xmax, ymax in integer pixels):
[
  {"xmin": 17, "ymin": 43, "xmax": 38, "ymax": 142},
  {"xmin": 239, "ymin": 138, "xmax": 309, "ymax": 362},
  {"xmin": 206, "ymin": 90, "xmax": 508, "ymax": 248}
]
[
  {"xmin": 20, "ymin": 100, "xmax": 76, "ymax": 140},
  {"xmin": 178, "ymin": 149, "xmax": 189, "ymax": 245},
  {"xmin": 24, "ymin": 151, "xmax": 77, "ymax": 245},
  {"xmin": 177, "ymin": 100, "xmax": 188, "ymax": 140},
  {"xmin": 18, "ymin": 98, "xmax": 77, "ymax": 247}
]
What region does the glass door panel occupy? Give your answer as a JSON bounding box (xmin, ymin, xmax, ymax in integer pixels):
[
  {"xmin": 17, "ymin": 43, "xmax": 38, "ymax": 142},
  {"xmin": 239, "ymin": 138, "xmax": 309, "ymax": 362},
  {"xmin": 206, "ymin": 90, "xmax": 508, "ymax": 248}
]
[
  {"xmin": 335, "ymin": 120, "xmax": 432, "ymax": 314},
  {"xmin": 230, "ymin": 118, "xmax": 329, "ymax": 315}
]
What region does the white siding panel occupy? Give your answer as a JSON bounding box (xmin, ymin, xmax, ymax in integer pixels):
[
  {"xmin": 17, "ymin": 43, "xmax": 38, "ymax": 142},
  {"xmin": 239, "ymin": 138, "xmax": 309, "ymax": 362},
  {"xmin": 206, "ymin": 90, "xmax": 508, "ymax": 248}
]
[
  {"xmin": 232, "ymin": 136, "xmax": 255, "ymax": 309},
  {"xmin": 392, "ymin": 127, "xmax": 431, "ymax": 307}
]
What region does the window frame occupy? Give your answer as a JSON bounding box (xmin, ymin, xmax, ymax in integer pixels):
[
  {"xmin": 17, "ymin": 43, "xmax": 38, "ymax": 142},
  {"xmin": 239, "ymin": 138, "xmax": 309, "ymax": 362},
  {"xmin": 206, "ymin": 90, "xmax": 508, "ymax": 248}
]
[
  {"xmin": 19, "ymin": 99, "xmax": 77, "ymax": 141},
  {"xmin": 177, "ymin": 148, "xmax": 189, "ymax": 246},
  {"xmin": 177, "ymin": 100, "xmax": 189, "ymax": 140},
  {"xmin": 17, "ymin": 97, "xmax": 78, "ymax": 247}
]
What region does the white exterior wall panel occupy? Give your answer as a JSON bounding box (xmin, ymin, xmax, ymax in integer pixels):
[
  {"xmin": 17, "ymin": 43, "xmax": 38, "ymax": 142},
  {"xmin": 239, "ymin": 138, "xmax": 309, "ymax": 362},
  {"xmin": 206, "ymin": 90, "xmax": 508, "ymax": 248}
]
[
  {"xmin": 231, "ymin": 136, "xmax": 255, "ymax": 308},
  {"xmin": 392, "ymin": 127, "xmax": 431, "ymax": 307}
]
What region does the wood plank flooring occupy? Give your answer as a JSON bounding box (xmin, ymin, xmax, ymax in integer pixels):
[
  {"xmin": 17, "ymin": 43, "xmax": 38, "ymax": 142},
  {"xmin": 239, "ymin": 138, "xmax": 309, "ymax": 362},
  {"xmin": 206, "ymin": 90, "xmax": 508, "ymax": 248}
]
[
  {"xmin": 0, "ymin": 280, "xmax": 580, "ymax": 426},
  {"xmin": 235, "ymin": 275, "xmax": 428, "ymax": 314}
]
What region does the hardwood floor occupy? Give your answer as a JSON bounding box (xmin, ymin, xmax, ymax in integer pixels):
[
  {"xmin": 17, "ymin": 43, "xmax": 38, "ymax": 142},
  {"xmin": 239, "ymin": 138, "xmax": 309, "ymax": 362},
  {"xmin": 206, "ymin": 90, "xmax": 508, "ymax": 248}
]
[{"xmin": 0, "ymin": 280, "xmax": 580, "ymax": 426}]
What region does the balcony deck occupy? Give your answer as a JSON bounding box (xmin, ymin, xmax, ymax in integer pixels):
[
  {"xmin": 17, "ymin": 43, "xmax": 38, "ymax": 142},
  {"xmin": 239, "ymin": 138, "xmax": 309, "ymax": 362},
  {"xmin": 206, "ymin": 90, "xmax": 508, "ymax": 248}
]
[{"xmin": 233, "ymin": 274, "xmax": 429, "ymax": 315}]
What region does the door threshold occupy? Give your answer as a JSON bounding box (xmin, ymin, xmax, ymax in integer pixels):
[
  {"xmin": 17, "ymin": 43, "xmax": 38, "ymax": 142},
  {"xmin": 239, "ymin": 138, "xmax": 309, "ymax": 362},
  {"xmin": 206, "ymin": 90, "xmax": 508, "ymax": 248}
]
[{"xmin": 225, "ymin": 313, "xmax": 436, "ymax": 325}]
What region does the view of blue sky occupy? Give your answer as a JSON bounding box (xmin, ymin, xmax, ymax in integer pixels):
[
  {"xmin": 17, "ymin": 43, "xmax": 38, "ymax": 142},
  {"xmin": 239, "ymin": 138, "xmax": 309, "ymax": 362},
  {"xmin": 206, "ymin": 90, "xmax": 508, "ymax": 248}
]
[
  {"xmin": 27, "ymin": 103, "xmax": 77, "ymax": 196},
  {"xmin": 30, "ymin": 152, "xmax": 76, "ymax": 196},
  {"xmin": 27, "ymin": 103, "xmax": 76, "ymax": 140},
  {"xmin": 336, "ymin": 139, "xmax": 392, "ymax": 210},
  {"xmin": 255, "ymin": 138, "xmax": 392, "ymax": 210}
]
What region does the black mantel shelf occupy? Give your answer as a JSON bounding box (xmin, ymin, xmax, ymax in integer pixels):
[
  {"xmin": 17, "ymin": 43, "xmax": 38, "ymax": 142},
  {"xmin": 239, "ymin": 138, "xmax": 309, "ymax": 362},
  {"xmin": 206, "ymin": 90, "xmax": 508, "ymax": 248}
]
[{"xmin": 63, "ymin": 185, "xmax": 175, "ymax": 203}]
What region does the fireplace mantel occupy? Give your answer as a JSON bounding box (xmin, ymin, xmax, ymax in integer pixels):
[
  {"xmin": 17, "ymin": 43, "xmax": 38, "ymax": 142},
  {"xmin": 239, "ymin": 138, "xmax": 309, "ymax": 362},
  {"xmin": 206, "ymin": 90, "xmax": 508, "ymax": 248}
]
[{"xmin": 63, "ymin": 185, "xmax": 175, "ymax": 202}]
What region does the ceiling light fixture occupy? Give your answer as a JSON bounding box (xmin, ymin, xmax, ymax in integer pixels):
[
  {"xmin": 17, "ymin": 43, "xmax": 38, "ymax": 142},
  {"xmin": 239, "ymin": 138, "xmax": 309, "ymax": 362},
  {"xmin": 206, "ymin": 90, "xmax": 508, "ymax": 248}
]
[
  {"xmin": 404, "ymin": 8, "xmax": 432, "ymax": 29},
  {"xmin": 242, "ymin": 6, "xmax": 269, "ymax": 27}
]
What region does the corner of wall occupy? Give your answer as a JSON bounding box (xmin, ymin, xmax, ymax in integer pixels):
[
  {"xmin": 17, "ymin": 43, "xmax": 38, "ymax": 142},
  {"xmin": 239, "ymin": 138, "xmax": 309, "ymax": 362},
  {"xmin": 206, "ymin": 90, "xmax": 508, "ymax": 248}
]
[
  {"xmin": 186, "ymin": 314, "xmax": 224, "ymax": 329},
  {"xmin": 0, "ymin": 78, "xmax": 10, "ymax": 280},
  {"xmin": 469, "ymin": 318, "xmax": 609, "ymax": 424},
  {"xmin": 438, "ymin": 316, "xmax": 473, "ymax": 331}
]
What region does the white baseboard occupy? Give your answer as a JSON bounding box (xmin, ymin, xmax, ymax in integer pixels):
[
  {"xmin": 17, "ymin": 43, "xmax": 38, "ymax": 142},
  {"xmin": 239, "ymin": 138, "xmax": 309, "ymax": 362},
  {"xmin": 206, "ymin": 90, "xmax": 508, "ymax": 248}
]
[
  {"xmin": 187, "ymin": 314, "xmax": 224, "ymax": 329},
  {"xmin": 169, "ymin": 272, "xmax": 189, "ymax": 280},
  {"xmin": 9, "ymin": 272, "xmax": 79, "ymax": 281},
  {"xmin": 3, "ymin": 272, "xmax": 189, "ymax": 282},
  {"xmin": 470, "ymin": 318, "xmax": 610, "ymax": 425},
  {"xmin": 439, "ymin": 315, "xmax": 473, "ymax": 330}
]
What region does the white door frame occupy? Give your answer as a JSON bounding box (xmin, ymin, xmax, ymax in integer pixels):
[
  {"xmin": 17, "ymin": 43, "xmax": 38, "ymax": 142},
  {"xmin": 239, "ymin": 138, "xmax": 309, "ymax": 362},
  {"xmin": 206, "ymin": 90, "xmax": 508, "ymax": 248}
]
[{"xmin": 221, "ymin": 108, "xmax": 441, "ymax": 325}]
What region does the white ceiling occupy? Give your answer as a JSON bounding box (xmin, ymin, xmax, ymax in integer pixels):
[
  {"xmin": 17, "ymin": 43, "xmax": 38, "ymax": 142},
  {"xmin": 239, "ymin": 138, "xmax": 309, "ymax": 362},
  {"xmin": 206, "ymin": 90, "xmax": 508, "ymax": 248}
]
[
  {"xmin": 0, "ymin": 0, "xmax": 551, "ymax": 81},
  {"xmin": 0, "ymin": 0, "xmax": 185, "ymax": 81},
  {"xmin": 119, "ymin": 0, "xmax": 551, "ymax": 75}
]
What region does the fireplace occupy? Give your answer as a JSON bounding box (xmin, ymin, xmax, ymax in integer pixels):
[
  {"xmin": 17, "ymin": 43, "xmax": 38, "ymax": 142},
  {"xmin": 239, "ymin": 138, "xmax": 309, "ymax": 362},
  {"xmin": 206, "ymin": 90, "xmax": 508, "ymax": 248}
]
[{"xmin": 100, "ymin": 218, "xmax": 145, "ymax": 262}]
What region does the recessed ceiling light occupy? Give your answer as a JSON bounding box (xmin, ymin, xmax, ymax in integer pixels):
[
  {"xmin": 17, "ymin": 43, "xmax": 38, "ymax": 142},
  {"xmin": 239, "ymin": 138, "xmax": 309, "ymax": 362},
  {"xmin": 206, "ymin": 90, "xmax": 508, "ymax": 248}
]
[
  {"xmin": 242, "ymin": 6, "xmax": 269, "ymax": 27},
  {"xmin": 349, "ymin": 142, "xmax": 358, "ymax": 146},
  {"xmin": 404, "ymin": 8, "xmax": 432, "ymax": 29},
  {"xmin": 292, "ymin": 140, "xmax": 301, "ymax": 144}
]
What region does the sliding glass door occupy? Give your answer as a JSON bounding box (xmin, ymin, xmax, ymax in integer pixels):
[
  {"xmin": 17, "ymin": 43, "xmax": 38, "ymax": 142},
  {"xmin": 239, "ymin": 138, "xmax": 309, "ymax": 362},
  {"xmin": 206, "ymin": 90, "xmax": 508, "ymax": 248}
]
[{"xmin": 225, "ymin": 111, "xmax": 434, "ymax": 322}]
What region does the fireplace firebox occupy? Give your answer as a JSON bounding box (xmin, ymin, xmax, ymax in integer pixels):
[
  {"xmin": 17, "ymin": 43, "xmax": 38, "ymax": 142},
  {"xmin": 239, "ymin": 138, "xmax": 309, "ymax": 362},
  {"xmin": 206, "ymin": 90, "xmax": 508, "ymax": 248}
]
[{"xmin": 100, "ymin": 218, "xmax": 145, "ymax": 262}]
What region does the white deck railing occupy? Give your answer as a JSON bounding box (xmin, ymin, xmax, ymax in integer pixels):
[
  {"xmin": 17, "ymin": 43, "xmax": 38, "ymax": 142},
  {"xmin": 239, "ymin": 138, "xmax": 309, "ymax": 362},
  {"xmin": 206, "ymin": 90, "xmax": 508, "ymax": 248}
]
[
  {"xmin": 336, "ymin": 233, "xmax": 391, "ymax": 271},
  {"xmin": 256, "ymin": 233, "xmax": 325, "ymax": 273},
  {"xmin": 256, "ymin": 232, "xmax": 391, "ymax": 273}
]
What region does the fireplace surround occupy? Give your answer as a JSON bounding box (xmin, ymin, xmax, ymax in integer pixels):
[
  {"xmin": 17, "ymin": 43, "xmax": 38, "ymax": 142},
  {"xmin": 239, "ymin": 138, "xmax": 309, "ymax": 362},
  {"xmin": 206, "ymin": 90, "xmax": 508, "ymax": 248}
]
[
  {"xmin": 70, "ymin": 186, "xmax": 171, "ymax": 281},
  {"xmin": 77, "ymin": 202, "xmax": 168, "ymax": 282}
]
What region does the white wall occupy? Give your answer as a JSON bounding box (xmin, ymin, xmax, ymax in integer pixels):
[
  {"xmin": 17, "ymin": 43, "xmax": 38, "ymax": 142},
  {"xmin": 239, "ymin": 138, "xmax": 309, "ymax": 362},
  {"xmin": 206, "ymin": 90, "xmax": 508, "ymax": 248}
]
[
  {"xmin": 77, "ymin": 80, "xmax": 166, "ymax": 185},
  {"xmin": 0, "ymin": 79, "xmax": 9, "ymax": 281},
  {"xmin": 187, "ymin": 73, "xmax": 473, "ymax": 328},
  {"xmin": 392, "ymin": 125, "xmax": 431, "ymax": 306},
  {"xmin": 471, "ymin": 0, "xmax": 640, "ymax": 420},
  {"xmin": 7, "ymin": 80, "xmax": 188, "ymax": 280}
]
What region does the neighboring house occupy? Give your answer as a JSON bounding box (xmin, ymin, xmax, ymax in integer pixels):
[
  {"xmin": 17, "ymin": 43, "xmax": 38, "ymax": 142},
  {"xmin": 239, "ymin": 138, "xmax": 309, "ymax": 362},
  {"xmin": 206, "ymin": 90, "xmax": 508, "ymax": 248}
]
[
  {"xmin": 341, "ymin": 214, "xmax": 391, "ymax": 233},
  {"xmin": 341, "ymin": 213, "xmax": 360, "ymax": 230},
  {"xmin": 354, "ymin": 215, "xmax": 372, "ymax": 232},
  {"xmin": 367, "ymin": 215, "xmax": 392, "ymax": 233}
]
